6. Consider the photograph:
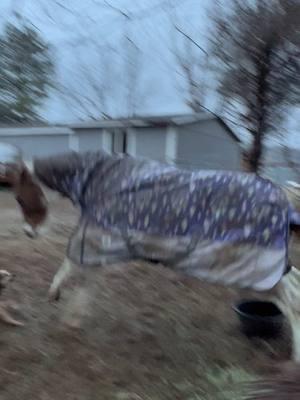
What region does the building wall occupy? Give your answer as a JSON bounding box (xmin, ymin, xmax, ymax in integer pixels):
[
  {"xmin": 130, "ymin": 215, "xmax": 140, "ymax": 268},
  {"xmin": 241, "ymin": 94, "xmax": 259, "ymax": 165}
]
[
  {"xmin": 135, "ymin": 127, "xmax": 167, "ymax": 161},
  {"xmin": 112, "ymin": 129, "xmax": 126, "ymax": 153},
  {"xmin": 0, "ymin": 134, "xmax": 69, "ymax": 161},
  {"xmin": 262, "ymin": 147, "xmax": 300, "ymax": 185},
  {"xmin": 0, "ymin": 119, "xmax": 242, "ymax": 172},
  {"xmin": 176, "ymin": 120, "xmax": 241, "ymax": 170},
  {"xmin": 263, "ymin": 166, "xmax": 299, "ymax": 185},
  {"xmin": 73, "ymin": 128, "xmax": 110, "ymax": 153}
]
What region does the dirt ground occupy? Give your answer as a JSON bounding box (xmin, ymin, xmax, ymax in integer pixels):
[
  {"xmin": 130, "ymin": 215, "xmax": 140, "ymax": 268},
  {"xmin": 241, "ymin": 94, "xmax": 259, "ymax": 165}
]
[{"xmin": 0, "ymin": 189, "xmax": 295, "ymax": 399}]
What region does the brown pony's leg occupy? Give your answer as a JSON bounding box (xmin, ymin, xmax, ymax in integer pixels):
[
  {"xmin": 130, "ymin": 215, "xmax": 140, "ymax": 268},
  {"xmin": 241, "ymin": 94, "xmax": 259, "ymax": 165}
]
[
  {"xmin": 49, "ymin": 258, "xmax": 95, "ymax": 329},
  {"xmin": 49, "ymin": 257, "xmax": 73, "ymax": 301},
  {"xmin": 269, "ymin": 266, "xmax": 300, "ymax": 362},
  {"xmin": 63, "ymin": 287, "xmax": 91, "ymax": 329},
  {"xmin": 62, "ymin": 267, "xmax": 96, "ymax": 329},
  {"xmin": 0, "ymin": 302, "xmax": 24, "ymax": 326}
]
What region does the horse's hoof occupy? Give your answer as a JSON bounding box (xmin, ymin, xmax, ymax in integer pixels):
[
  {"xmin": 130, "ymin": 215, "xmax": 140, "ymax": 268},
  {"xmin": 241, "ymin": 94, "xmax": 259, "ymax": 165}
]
[
  {"xmin": 11, "ymin": 320, "xmax": 25, "ymax": 327},
  {"xmin": 64, "ymin": 317, "xmax": 82, "ymax": 330},
  {"xmin": 0, "ymin": 315, "xmax": 24, "ymax": 327},
  {"xmin": 48, "ymin": 288, "xmax": 61, "ymax": 302}
]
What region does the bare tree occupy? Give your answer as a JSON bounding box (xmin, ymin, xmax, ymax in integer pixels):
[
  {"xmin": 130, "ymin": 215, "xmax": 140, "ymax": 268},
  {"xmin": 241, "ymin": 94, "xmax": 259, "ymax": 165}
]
[
  {"xmin": 122, "ymin": 35, "xmax": 143, "ymax": 117},
  {"xmin": 58, "ymin": 44, "xmax": 119, "ymax": 120},
  {"xmin": 171, "ymin": 22, "xmax": 210, "ymax": 113},
  {"xmin": 210, "ymin": 0, "xmax": 300, "ymax": 173},
  {"xmin": 32, "ymin": 0, "xmax": 183, "ymax": 120},
  {"xmin": 50, "ymin": 0, "xmax": 146, "ymax": 119}
]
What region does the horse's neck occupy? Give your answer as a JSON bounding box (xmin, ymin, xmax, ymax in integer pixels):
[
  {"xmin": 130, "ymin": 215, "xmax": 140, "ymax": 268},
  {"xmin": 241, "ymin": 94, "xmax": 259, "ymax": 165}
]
[
  {"xmin": 17, "ymin": 167, "xmax": 36, "ymax": 189},
  {"xmin": 33, "ymin": 155, "xmax": 83, "ymax": 200}
]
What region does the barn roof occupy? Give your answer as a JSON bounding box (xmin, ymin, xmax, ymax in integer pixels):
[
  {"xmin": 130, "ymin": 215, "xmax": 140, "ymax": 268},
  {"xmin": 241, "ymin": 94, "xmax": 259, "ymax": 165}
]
[
  {"xmin": 0, "ymin": 112, "xmax": 241, "ymax": 143},
  {"xmin": 69, "ymin": 112, "xmax": 241, "ymax": 143},
  {"xmin": 0, "ymin": 126, "xmax": 73, "ymax": 136}
]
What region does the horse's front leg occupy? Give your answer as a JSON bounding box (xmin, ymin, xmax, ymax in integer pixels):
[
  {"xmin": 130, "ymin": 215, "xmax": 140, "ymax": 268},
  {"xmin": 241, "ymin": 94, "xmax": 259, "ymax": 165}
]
[
  {"xmin": 270, "ymin": 266, "xmax": 300, "ymax": 362},
  {"xmin": 48, "ymin": 257, "xmax": 73, "ymax": 301},
  {"xmin": 48, "ymin": 257, "xmax": 94, "ymax": 328},
  {"xmin": 62, "ymin": 266, "xmax": 96, "ymax": 329},
  {"xmin": 0, "ymin": 302, "xmax": 24, "ymax": 326}
]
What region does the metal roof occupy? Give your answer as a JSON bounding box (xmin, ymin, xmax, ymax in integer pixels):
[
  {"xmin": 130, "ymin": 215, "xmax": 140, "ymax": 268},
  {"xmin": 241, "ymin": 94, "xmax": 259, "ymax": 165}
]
[
  {"xmin": 0, "ymin": 112, "xmax": 241, "ymax": 143},
  {"xmin": 69, "ymin": 112, "xmax": 215, "ymax": 129},
  {"xmin": 0, "ymin": 126, "xmax": 73, "ymax": 136},
  {"xmin": 69, "ymin": 112, "xmax": 241, "ymax": 143}
]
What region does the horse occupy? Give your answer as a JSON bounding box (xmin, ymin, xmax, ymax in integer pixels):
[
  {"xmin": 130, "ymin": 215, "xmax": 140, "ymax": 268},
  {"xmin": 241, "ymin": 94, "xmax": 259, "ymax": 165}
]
[{"xmin": 6, "ymin": 151, "xmax": 300, "ymax": 363}]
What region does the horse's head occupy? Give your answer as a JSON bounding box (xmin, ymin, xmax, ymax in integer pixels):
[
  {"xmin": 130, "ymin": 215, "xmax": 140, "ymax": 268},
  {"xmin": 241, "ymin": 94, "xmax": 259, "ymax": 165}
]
[{"xmin": 6, "ymin": 163, "xmax": 48, "ymax": 238}]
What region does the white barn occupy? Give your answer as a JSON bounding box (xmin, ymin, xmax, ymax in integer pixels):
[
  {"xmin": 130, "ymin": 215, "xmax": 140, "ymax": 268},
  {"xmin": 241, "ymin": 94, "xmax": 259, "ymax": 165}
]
[
  {"xmin": 70, "ymin": 112, "xmax": 242, "ymax": 171},
  {"xmin": 0, "ymin": 126, "xmax": 72, "ymax": 160},
  {"xmin": 0, "ymin": 112, "xmax": 242, "ymax": 171}
]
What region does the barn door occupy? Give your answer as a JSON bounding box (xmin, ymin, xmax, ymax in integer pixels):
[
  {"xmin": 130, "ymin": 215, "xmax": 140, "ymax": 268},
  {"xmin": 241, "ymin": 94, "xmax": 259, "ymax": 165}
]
[{"xmin": 112, "ymin": 129, "xmax": 127, "ymax": 154}]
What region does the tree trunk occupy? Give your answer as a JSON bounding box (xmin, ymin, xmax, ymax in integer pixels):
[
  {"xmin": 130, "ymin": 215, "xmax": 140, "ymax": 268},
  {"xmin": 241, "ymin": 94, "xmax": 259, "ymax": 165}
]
[
  {"xmin": 247, "ymin": 38, "xmax": 274, "ymax": 175},
  {"xmin": 248, "ymin": 129, "xmax": 263, "ymax": 174}
]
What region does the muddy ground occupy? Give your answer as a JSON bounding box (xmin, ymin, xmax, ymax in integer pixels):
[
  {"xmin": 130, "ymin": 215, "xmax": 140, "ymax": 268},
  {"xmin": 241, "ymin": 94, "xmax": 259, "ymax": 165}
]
[{"xmin": 0, "ymin": 189, "xmax": 295, "ymax": 399}]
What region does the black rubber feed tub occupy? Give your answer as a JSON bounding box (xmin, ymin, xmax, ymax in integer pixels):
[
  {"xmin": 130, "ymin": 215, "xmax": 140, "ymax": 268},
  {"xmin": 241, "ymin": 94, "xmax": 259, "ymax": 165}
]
[{"xmin": 233, "ymin": 300, "xmax": 284, "ymax": 339}]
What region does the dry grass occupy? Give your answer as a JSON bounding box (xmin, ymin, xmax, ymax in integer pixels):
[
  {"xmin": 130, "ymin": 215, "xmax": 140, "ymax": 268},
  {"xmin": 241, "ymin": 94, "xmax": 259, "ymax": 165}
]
[{"xmin": 0, "ymin": 189, "xmax": 294, "ymax": 399}]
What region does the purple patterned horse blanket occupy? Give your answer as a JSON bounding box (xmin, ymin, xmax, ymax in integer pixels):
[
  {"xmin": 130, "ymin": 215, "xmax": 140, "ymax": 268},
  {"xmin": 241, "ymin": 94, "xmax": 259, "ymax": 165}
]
[{"xmin": 33, "ymin": 151, "xmax": 300, "ymax": 291}]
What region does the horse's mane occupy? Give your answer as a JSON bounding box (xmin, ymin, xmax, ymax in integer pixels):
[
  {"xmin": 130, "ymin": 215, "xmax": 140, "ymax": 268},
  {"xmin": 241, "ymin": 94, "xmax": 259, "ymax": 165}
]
[
  {"xmin": 33, "ymin": 150, "xmax": 111, "ymax": 203},
  {"xmin": 33, "ymin": 151, "xmax": 82, "ymax": 192}
]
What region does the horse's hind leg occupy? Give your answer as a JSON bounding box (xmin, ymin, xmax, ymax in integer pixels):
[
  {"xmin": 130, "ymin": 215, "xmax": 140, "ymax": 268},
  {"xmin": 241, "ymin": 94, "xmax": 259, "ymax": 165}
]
[
  {"xmin": 271, "ymin": 266, "xmax": 300, "ymax": 362},
  {"xmin": 49, "ymin": 257, "xmax": 73, "ymax": 301}
]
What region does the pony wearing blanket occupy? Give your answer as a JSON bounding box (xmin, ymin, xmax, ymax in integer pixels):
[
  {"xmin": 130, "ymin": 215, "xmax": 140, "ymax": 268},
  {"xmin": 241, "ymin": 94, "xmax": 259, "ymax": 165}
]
[{"xmin": 10, "ymin": 150, "xmax": 300, "ymax": 360}]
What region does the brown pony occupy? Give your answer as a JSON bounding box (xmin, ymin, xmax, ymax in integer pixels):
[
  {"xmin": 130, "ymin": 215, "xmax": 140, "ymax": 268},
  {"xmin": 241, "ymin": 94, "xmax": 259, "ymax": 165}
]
[
  {"xmin": 17, "ymin": 152, "xmax": 300, "ymax": 357},
  {"xmin": 6, "ymin": 154, "xmax": 300, "ymax": 367},
  {"xmin": 0, "ymin": 163, "xmax": 48, "ymax": 326}
]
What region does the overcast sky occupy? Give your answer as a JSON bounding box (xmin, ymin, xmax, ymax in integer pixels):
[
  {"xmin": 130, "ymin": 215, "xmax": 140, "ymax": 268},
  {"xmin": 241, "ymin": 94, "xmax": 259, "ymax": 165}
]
[
  {"xmin": 0, "ymin": 0, "xmax": 298, "ymax": 146},
  {"xmin": 1, "ymin": 0, "xmax": 212, "ymax": 120}
]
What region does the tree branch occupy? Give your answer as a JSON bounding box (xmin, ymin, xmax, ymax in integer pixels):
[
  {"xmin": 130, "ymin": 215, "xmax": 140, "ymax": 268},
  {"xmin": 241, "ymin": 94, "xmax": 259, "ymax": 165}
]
[{"xmin": 174, "ymin": 25, "xmax": 208, "ymax": 55}]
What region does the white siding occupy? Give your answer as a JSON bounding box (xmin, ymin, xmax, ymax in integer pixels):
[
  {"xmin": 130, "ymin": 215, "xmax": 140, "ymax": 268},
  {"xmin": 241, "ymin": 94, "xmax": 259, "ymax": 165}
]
[
  {"xmin": 0, "ymin": 134, "xmax": 69, "ymax": 161},
  {"xmin": 165, "ymin": 126, "xmax": 178, "ymax": 164},
  {"xmin": 0, "ymin": 117, "xmax": 242, "ymax": 171},
  {"xmin": 102, "ymin": 130, "xmax": 113, "ymax": 153},
  {"xmin": 73, "ymin": 128, "xmax": 113, "ymax": 153},
  {"xmin": 112, "ymin": 129, "xmax": 126, "ymax": 153},
  {"xmin": 69, "ymin": 134, "xmax": 79, "ymax": 152},
  {"xmin": 135, "ymin": 127, "xmax": 167, "ymax": 161},
  {"xmin": 176, "ymin": 120, "xmax": 241, "ymax": 171},
  {"xmin": 126, "ymin": 128, "xmax": 137, "ymax": 156},
  {"xmin": 75, "ymin": 128, "xmax": 103, "ymax": 152}
]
